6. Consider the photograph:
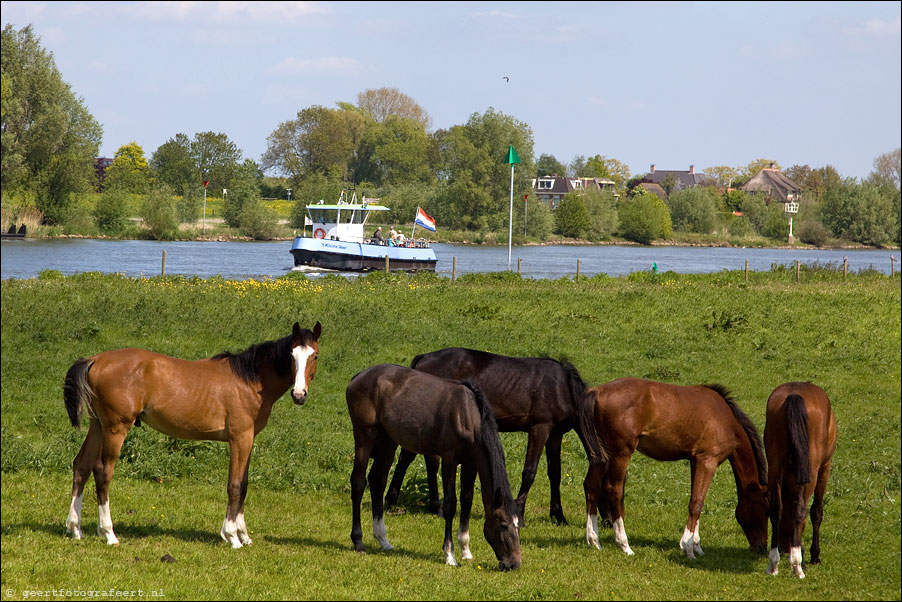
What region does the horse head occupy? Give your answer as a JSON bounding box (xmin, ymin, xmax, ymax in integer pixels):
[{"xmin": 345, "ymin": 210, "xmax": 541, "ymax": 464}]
[
  {"xmin": 290, "ymin": 321, "xmax": 321, "ymax": 405},
  {"xmin": 483, "ymin": 487, "xmax": 521, "ymax": 571},
  {"xmin": 735, "ymin": 484, "xmax": 769, "ymax": 553}
]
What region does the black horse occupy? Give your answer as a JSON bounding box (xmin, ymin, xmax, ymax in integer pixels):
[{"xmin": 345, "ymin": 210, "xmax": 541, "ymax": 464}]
[
  {"xmin": 346, "ymin": 363, "xmax": 521, "ymax": 570},
  {"xmin": 385, "ymin": 348, "xmax": 607, "ymax": 525}
]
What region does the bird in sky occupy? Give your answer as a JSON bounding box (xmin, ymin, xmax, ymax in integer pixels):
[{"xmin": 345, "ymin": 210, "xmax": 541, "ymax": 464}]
[{"xmin": 503, "ymin": 76, "xmax": 509, "ymax": 83}]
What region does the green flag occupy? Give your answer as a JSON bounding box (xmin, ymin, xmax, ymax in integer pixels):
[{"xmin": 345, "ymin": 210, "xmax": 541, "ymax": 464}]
[{"xmin": 506, "ymin": 145, "xmax": 521, "ymax": 164}]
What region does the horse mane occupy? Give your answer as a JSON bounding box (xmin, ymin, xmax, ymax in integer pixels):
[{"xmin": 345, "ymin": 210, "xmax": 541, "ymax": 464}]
[
  {"xmin": 461, "ymin": 380, "xmax": 518, "ymax": 515},
  {"xmin": 212, "ymin": 334, "xmax": 295, "ymax": 384},
  {"xmin": 705, "ymin": 383, "xmax": 768, "ymax": 486},
  {"xmin": 784, "ymin": 393, "xmax": 812, "ymax": 484}
]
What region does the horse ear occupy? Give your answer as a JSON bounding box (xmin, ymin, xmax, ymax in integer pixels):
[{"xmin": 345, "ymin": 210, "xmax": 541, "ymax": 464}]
[
  {"xmin": 292, "ymin": 322, "xmax": 302, "ymax": 338},
  {"xmin": 313, "ymin": 321, "xmax": 322, "ymax": 340}
]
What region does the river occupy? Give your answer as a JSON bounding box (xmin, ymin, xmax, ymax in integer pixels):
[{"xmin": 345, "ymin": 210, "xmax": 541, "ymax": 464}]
[{"xmin": 1, "ymin": 238, "xmax": 897, "ymax": 280}]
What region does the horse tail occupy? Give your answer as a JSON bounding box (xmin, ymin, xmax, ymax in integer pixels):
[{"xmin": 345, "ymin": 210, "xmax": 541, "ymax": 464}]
[
  {"xmin": 560, "ymin": 360, "xmax": 608, "ymax": 466},
  {"xmin": 707, "ymin": 384, "xmax": 768, "ymax": 486},
  {"xmin": 410, "ymin": 352, "xmax": 426, "ymax": 369},
  {"xmin": 461, "ymin": 380, "xmax": 516, "ymax": 510},
  {"xmin": 785, "ymin": 393, "xmax": 811, "ymax": 485},
  {"xmin": 64, "ymin": 358, "xmax": 95, "ymax": 428}
]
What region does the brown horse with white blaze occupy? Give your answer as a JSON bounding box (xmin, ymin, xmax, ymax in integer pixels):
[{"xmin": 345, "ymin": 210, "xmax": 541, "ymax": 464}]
[
  {"xmin": 583, "ymin": 378, "xmax": 768, "ymax": 557},
  {"xmin": 764, "ymin": 382, "xmax": 837, "ymax": 578},
  {"xmin": 63, "ymin": 321, "xmax": 321, "ymax": 547}
]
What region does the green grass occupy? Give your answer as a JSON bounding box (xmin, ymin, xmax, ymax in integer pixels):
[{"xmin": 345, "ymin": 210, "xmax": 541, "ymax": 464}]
[{"xmin": 1, "ymin": 269, "xmax": 900, "ymax": 600}]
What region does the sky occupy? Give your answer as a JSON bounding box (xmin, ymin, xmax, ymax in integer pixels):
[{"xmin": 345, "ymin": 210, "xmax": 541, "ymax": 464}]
[{"xmin": 3, "ymin": 1, "xmax": 900, "ymax": 180}]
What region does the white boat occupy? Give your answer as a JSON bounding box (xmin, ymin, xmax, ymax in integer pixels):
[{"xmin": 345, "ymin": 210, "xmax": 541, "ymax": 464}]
[{"xmin": 290, "ymin": 192, "xmax": 437, "ymax": 272}]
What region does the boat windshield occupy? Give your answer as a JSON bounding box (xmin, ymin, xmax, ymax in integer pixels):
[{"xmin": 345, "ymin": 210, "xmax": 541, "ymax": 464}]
[{"xmin": 307, "ymin": 206, "xmax": 371, "ymax": 225}]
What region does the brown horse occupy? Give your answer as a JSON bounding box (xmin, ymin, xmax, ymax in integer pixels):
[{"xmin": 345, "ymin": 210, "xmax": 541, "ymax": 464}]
[
  {"xmin": 764, "ymin": 382, "xmax": 837, "ymax": 578},
  {"xmin": 386, "ymin": 348, "xmax": 606, "ymax": 525},
  {"xmin": 346, "ymin": 364, "xmax": 521, "ymax": 570},
  {"xmin": 583, "ymin": 378, "xmax": 768, "ymax": 557},
  {"xmin": 63, "ymin": 321, "xmax": 322, "ymax": 548}
]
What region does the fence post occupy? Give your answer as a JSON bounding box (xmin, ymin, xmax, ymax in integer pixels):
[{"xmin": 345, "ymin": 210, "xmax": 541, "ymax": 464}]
[
  {"xmin": 518, "ymin": 257, "xmax": 522, "ymax": 276},
  {"xmin": 452, "ymin": 256, "xmax": 457, "ymax": 282},
  {"xmin": 576, "ymin": 259, "xmax": 581, "ymax": 282},
  {"xmin": 161, "ymin": 250, "xmax": 166, "ymax": 277},
  {"xmin": 892, "ymin": 255, "xmax": 896, "ymax": 278},
  {"xmin": 843, "ymin": 256, "xmax": 848, "ymax": 278},
  {"xmin": 385, "ymin": 255, "xmax": 390, "ymax": 274},
  {"xmin": 745, "ymin": 259, "xmax": 748, "ymax": 283},
  {"xmin": 796, "ymin": 260, "xmax": 800, "ymax": 282}
]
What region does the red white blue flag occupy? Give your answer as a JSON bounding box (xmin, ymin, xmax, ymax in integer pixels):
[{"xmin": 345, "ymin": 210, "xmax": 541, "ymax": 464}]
[{"xmin": 414, "ymin": 207, "xmax": 436, "ymax": 231}]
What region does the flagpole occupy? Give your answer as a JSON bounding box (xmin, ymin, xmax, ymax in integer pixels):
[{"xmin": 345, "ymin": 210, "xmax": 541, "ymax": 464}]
[
  {"xmin": 508, "ymin": 162, "xmax": 514, "ymax": 268},
  {"xmin": 411, "ymin": 206, "xmax": 418, "ymax": 240}
]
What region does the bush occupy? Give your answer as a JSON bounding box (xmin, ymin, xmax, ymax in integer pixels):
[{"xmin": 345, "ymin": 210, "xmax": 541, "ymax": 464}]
[
  {"xmin": 796, "ymin": 220, "xmax": 831, "ymax": 246},
  {"xmin": 93, "ymin": 189, "xmax": 130, "ymax": 233},
  {"xmin": 667, "ymin": 187, "xmax": 718, "ymax": 234},
  {"xmin": 140, "ymin": 184, "xmax": 179, "ymax": 240},
  {"xmin": 618, "ymin": 190, "xmax": 672, "ymax": 244},
  {"xmin": 238, "ymin": 201, "xmax": 280, "ymax": 240},
  {"xmin": 555, "ymin": 194, "xmax": 590, "ymax": 238}
]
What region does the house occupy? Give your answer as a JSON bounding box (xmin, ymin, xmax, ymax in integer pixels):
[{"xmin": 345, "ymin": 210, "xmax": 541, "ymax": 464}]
[
  {"xmin": 532, "ymin": 175, "xmax": 618, "ymax": 209},
  {"xmin": 741, "ymin": 164, "xmax": 802, "ymax": 205},
  {"xmin": 640, "ymin": 164, "xmax": 714, "ymax": 198},
  {"xmin": 95, "ymin": 157, "xmax": 113, "ymax": 191}
]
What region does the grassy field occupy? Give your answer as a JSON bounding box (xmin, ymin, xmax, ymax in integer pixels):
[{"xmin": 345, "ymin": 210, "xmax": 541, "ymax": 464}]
[{"xmin": 1, "ymin": 268, "xmax": 900, "ymax": 600}]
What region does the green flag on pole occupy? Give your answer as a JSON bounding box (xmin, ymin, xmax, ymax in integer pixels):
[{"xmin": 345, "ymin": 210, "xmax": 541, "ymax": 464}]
[{"xmin": 506, "ymin": 145, "xmax": 521, "ymax": 164}]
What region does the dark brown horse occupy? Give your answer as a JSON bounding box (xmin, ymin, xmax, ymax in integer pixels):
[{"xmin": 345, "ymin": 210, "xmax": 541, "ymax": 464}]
[
  {"xmin": 583, "ymin": 378, "xmax": 768, "ymax": 557},
  {"xmin": 764, "ymin": 382, "xmax": 837, "ymax": 578},
  {"xmin": 63, "ymin": 321, "xmax": 321, "ymax": 548},
  {"xmin": 385, "ymin": 348, "xmax": 606, "ymax": 525},
  {"xmin": 346, "ymin": 364, "xmax": 521, "ymax": 570}
]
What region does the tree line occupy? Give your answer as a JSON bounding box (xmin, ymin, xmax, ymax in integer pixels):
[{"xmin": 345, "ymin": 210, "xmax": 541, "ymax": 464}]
[{"xmin": 3, "ymin": 24, "xmax": 900, "ymax": 246}]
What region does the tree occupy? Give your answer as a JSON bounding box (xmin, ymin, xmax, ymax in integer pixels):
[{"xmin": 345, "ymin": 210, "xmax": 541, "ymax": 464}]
[
  {"xmin": 536, "ymin": 153, "xmax": 567, "ymax": 178},
  {"xmin": 191, "ymin": 131, "xmax": 242, "ymax": 193},
  {"xmin": 262, "ymin": 105, "xmax": 366, "ymax": 182},
  {"xmin": 140, "ymin": 184, "xmax": 179, "ymax": 240},
  {"xmin": 582, "ymin": 188, "xmax": 619, "ymax": 240},
  {"xmin": 870, "ymin": 148, "xmax": 901, "ymax": 191},
  {"xmin": 356, "ymin": 87, "xmax": 431, "ymax": 130},
  {"xmin": 222, "ymin": 159, "xmax": 262, "ymax": 229},
  {"xmin": 288, "ymin": 173, "xmax": 343, "ymax": 229},
  {"xmin": 354, "ymin": 115, "xmax": 439, "ymax": 186},
  {"xmin": 667, "ymin": 187, "xmax": 719, "ymax": 234},
  {"xmin": 104, "ymin": 141, "xmax": 150, "ymax": 193},
  {"xmin": 555, "ymin": 194, "xmax": 591, "ymax": 239},
  {"xmin": 151, "ymin": 134, "xmax": 195, "ymax": 196},
  {"xmin": 1, "ymin": 24, "xmax": 102, "ymax": 223},
  {"xmin": 618, "ymin": 188, "xmax": 672, "ymax": 244},
  {"xmin": 93, "ymin": 188, "xmax": 130, "ymax": 233},
  {"xmin": 705, "ymin": 165, "xmax": 740, "ymax": 189}
]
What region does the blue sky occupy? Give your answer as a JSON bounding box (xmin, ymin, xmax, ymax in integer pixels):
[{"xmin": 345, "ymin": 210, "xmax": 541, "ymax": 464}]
[{"xmin": 3, "ymin": 1, "xmax": 900, "ymax": 180}]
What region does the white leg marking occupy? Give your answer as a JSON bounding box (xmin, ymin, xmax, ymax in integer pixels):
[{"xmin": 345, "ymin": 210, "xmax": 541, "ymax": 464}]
[
  {"xmin": 790, "ymin": 546, "xmax": 805, "ymax": 579},
  {"xmin": 767, "ymin": 547, "xmax": 780, "ymax": 575},
  {"xmin": 291, "ymin": 346, "xmax": 315, "ymax": 399},
  {"xmin": 613, "ymin": 517, "xmax": 634, "ymax": 555},
  {"xmin": 458, "ymin": 526, "xmax": 472, "ymax": 560},
  {"xmin": 373, "ymin": 516, "xmax": 393, "ymax": 551},
  {"xmin": 236, "ymin": 511, "xmax": 252, "ymax": 546},
  {"xmin": 693, "ymin": 522, "xmax": 704, "ymax": 556},
  {"xmin": 66, "ymin": 494, "xmax": 84, "ymax": 539},
  {"xmin": 97, "ymin": 500, "xmax": 119, "ymax": 545},
  {"xmin": 680, "ymin": 526, "xmax": 696, "ymax": 558},
  {"xmin": 586, "ymin": 513, "xmax": 600, "ymax": 549},
  {"xmin": 443, "ymin": 540, "xmax": 458, "ymax": 566},
  {"xmin": 221, "ymin": 515, "xmax": 243, "ymax": 549}
]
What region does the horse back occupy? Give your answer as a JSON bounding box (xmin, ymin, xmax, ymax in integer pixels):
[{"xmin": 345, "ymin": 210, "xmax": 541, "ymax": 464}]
[{"xmin": 412, "ymin": 347, "xmax": 578, "ymax": 428}]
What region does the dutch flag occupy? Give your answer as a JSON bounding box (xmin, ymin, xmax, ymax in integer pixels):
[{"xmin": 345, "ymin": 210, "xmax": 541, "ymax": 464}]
[{"xmin": 414, "ymin": 207, "xmax": 436, "ymax": 232}]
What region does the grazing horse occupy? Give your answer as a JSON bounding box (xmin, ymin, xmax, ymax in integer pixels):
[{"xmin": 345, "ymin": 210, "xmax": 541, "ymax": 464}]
[
  {"xmin": 764, "ymin": 382, "xmax": 837, "ymax": 578},
  {"xmin": 63, "ymin": 321, "xmax": 322, "ymax": 548},
  {"xmin": 385, "ymin": 348, "xmax": 606, "ymax": 525},
  {"xmin": 346, "ymin": 364, "xmax": 521, "ymax": 570},
  {"xmin": 583, "ymin": 378, "xmax": 768, "ymax": 557}
]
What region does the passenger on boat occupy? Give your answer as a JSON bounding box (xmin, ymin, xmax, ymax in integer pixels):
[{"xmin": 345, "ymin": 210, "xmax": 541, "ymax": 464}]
[
  {"xmin": 396, "ymin": 232, "xmax": 407, "ymax": 245},
  {"xmin": 372, "ymin": 227, "xmax": 384, "ymax": 244}
]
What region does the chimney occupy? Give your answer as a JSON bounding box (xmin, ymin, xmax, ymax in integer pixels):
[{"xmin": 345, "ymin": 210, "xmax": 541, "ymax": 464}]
[
  {"xmin": 769, "ymin": 162, "xmax": 775, "ymax": 169},
  {"xmin": 650, "ymin": 164, "xmax": 655, "ymax": 174},
  {"xmin": 689, "ymin": 165, "xmax": 695, "ymax": 175}
]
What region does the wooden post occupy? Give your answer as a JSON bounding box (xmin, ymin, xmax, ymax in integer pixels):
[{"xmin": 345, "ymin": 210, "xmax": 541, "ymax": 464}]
[
  {"xmin": 843, "ymin": 256, "xmax": 848, "ymax": 278},
  {"xmin": 796, "ymin": 260, "xmax": 800, "ymax": 282},
  {"xmin": 452, "ymin": 256, "xmax": 457, "ymax": 282},
  {"xmin": 892, "ymin": 255, "xmax": 896, "ymax": 278},
  {"xmin": 576, "ymin": 259, "xmax": 581, "ymax": 282},
  {"xmin": 385, "ymin": 255, "xmax": 390, "ymax": 274},
  {"xmin": 161, "ymin": 250, "xmax": 166, "ymax": 277},
  {"xmin": 745, "ymin": 259, "xmax": 749, "ymax": 283},
  {"xmin": 517, "ymin": 257, "xmax": 522, "ymax": 276}
]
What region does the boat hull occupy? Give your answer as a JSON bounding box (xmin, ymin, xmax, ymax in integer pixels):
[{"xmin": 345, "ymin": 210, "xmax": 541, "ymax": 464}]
[{"xmin": 290, "ymin": 237, "xmax": 437, "ymax": 272}]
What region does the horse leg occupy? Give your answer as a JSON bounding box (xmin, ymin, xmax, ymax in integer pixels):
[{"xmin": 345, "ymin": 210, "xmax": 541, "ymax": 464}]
[
  {"xmin": 515, "ymin": 424, "xmax": 552, "ymax": 526},
  {"xmin": 93, "ymin": 426, "xmax": 130, "ymax": 545},
  {"xmin": 457, "ymin": 462, "xmax": 477, "ymax": 561},
  {"xmin": 235, "ymin": 458, "xmax": 253, "ymax": 546},
  {"xmin": 385, "ymin": 448, "xmax": 416, "ymax": 509},
  {"xmin": 603, "ymin": 453, "xmax": 634, "ymax": 555},
  {"xmin": 425, "ymin": 454, "xmax": 443, "ymax": 516},
  {"xmin": 368, "ymin": 439, "xmax": 397, "ymax": 551},
  {"xmin": 66, "ymin": 419, "xmax": 103, "ymax": 539},
  {"xmin": 221, "ymin": 431, "xmax": 254, "ymax": 548},
  {"xmin": 545, "ymin": 427, "xmax": 567, "ymax": 525},
  {"xmin": 809, "ymin": 460, "xmax": 831, "ymax": 565},
  {"xmin": 441, "ymin": 459, "xmax": 459, "ymax": 566},
  {"xmin": 350, "ymin": 444, "xmax": 371, "ymax": 553},
  {"xmin": 583, "ymin": 461, "xmax": 605, "ymax": 549},
  {"xmin": 681, "ymin": 458, "xmax": 716, "ymax": 559},
  {"xmin": 766, "ymin": 472, "xmax": 784, "ymax": 575}
]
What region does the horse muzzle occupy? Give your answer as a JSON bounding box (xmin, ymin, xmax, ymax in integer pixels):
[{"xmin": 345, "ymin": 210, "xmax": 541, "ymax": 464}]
[
  {"xmin": 498, "ymin": 559, "xmax": 520, "ymax": 571},
  {"xmin": 292, "ymin": 390, "xmax": 308, "ymax": 405}
]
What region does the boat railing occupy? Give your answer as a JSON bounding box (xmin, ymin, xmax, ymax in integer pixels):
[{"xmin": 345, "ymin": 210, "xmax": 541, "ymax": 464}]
[{"xmin": 366, "ymin": 238, "xmax": 432, "ymax": 249}]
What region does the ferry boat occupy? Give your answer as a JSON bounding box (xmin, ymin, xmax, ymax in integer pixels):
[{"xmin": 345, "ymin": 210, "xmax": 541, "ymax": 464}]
[{"xmin": 289, "ymin": 192, "xmax": 437, "ymax": 272}]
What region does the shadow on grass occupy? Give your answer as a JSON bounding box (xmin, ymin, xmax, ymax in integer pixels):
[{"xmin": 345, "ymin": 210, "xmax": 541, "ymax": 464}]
[
  {"xmin": 1, "ymin": 521, "xmax": 221, "ymax": 545},
  {"xmin": 266, "ymin": 534, "xmax": 438, "ymax": 562}
]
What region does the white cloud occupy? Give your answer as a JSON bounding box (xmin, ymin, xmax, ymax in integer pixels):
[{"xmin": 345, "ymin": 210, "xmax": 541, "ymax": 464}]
[
  {"xmin": 115, "ymin": 1, "xmax": 329, "ymax": 24},
  {"xmin": 842, "ymin": 18, "xmax": 901, "ymax": 37}
]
